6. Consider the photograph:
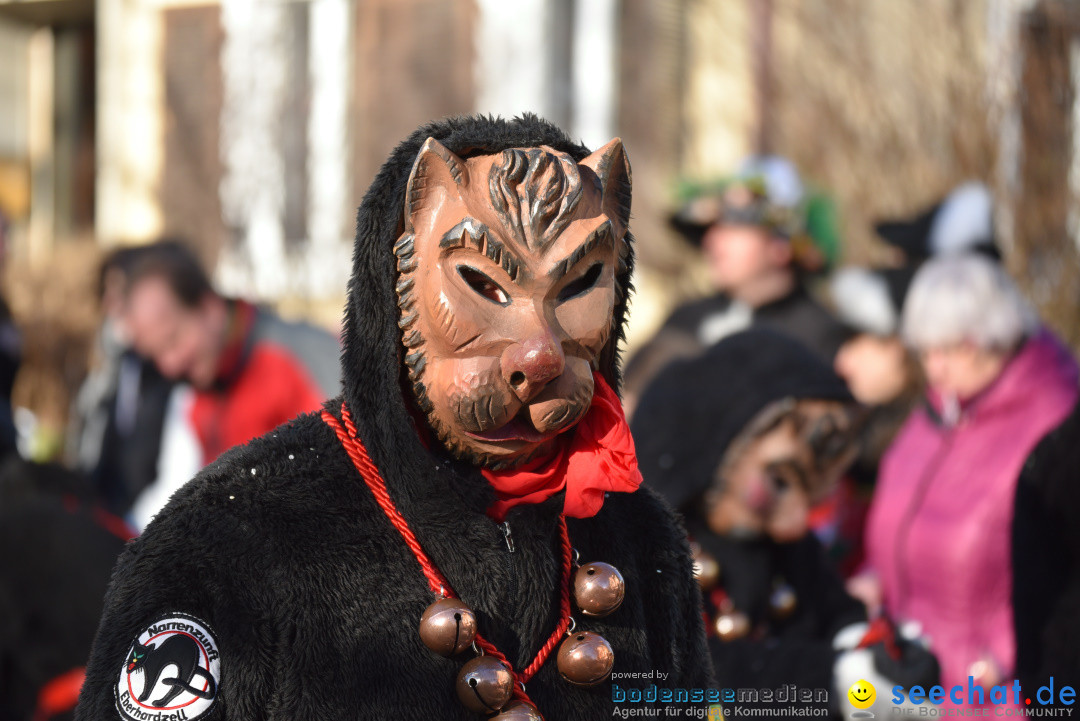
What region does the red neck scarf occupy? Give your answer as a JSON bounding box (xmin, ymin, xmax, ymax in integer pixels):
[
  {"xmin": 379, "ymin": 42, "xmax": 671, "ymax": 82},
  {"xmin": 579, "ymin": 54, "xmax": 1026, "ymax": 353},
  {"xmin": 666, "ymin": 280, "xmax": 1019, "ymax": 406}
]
[{"xmin": 482, "ymin": 372, "xmax": 642, "ymax": 521}]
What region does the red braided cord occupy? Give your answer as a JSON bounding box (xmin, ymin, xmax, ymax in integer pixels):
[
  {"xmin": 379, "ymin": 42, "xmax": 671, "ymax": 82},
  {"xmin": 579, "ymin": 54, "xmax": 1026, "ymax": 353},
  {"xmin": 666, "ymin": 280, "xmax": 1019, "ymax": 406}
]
[
  {"xmin": 520, "ymin": 515, "xmax": 573, "ymax": 682},
  {"xmin": 322, "ymin": 404, "xmax": 574, "ymax": 703}
]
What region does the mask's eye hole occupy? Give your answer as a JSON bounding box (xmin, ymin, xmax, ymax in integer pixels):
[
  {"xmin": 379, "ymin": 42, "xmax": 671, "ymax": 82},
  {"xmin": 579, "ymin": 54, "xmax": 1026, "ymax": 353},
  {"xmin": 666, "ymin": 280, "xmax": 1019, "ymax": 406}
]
[
  {"xmin": 557, "ymin": 262, "xmax": 603, "ymax": 302},
  {"xmin": 458, "ymin": 266, "xmax": 509, "ymax": 305},
  {"xmin": 766, "ymin": 461, "xmax": 806, "ymax": 493},
  {"xmin": 767, "ymin": 471, "xmax": 789, "ymax": 494}
]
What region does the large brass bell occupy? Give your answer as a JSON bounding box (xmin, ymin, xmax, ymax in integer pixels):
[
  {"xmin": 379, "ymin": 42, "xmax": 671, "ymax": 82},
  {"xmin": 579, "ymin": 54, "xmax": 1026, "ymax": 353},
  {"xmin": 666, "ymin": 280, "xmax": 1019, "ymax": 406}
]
[
  {"xmin": 556, "ymin": 631, "xmax": 614, "ymax": 687},
  {"xmin": 419, "ymin": 597, "xmax": 477, "ymax": 656},
  {"xmin": 573, "ymin": 562, "xmax": 625, "ymax": 617},
  {"xmin": 456, "ymin": 656, "xmax": 514, "ymax": 714},
  {"xmin": 491, "ymin": 700, "xmax": 544, "ymax": 720}
]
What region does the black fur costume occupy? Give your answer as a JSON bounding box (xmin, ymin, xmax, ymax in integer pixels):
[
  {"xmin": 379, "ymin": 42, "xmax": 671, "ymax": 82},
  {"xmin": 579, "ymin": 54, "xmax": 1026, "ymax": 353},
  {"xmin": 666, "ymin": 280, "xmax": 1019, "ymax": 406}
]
[{"xmin": 76, "ymin": 115, "xmax": 713, "ymax": 720}]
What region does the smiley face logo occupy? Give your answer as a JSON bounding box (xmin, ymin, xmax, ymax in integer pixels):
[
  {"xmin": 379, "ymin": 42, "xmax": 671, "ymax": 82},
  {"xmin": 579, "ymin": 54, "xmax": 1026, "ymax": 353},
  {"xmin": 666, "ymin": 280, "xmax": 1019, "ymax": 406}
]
[{"xmin": 848, "ymin": 679, "xmax": 876, "ymax": 710}]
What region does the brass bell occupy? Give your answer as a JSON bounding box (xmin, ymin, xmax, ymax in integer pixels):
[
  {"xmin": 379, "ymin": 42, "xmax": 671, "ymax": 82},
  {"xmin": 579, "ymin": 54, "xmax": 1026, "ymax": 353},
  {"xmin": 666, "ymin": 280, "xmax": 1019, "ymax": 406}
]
[
  {"xmin": 492, "ymin": 700, "xmax": 544, "ymax": 720},
  {"xmin": 557, "ymin": 631, "xmax": 614, "ymax": 687},
  {"xmin": 691, "ymin": 548, "xmax": 720, "ymax": 591},
  {"xmin": 768, "ymin": 582, "xmax": 797, "ymax": 620},
  {"xmin": 419, "ymin": 597, "xmax": 477, "ymax": 656},
  {"xmin": 456, "ymin": 656, "xmax": 514, "ymax": 714},
  {"xmin": 573, "ymin": 562, "xmax": 625, "ymax": 617},
  {"xmin": 714, "ymin": 611, "xmax": 751, "ymax": 642}
]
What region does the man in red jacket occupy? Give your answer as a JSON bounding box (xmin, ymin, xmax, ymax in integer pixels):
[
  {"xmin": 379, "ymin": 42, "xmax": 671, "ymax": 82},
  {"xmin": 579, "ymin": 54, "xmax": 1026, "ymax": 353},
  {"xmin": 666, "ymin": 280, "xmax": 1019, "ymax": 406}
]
[{"xmin": 121, "ymin": 241, "xmax": 340, "ymax": 465}]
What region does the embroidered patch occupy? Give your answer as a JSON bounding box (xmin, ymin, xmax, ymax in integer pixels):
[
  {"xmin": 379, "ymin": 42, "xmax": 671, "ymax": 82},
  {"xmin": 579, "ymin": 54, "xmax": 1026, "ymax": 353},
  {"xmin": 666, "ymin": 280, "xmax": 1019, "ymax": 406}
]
[{"xmin": 114, "ymin": 612, "xmax": 220, "ymax": 721}]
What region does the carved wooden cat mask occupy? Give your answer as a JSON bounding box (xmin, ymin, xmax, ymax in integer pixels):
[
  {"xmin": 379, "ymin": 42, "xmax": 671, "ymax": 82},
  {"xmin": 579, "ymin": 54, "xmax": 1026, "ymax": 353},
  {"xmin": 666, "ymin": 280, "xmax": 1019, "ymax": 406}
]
[{"xmin": 394, "ymin": 138, "xmax": 632, "ymax": 469}]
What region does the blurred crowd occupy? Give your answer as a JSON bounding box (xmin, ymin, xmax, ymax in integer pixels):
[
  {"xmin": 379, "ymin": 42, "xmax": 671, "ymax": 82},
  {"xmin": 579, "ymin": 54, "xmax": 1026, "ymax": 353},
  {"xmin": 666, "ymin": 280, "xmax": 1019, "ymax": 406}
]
[
  {"xmin": 1, "ymin": 152, "xmax": 1078, "ymax": 720},
  {"xmin": 0, "ymin": 235, "xmax": 341, "ymax": 719},
  {"xmin": 629, "ymin": 159, "xmax": 1080, "ymax": 717}
]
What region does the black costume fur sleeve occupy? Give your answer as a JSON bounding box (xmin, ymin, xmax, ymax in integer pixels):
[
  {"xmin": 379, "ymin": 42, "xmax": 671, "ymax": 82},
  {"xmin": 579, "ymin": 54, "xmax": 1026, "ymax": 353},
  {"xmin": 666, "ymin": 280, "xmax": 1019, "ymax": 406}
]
[{"xmin": 1013, "ymin": 402, "xmax": 1080, "ymax": 696}]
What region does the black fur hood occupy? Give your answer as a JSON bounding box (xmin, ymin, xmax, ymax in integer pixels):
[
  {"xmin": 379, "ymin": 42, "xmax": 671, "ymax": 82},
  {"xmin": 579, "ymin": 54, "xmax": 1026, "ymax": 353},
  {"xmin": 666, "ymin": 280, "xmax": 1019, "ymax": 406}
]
[{"xmin": 338, "ymin": 114, "xmax": 635, "ymax": 499}]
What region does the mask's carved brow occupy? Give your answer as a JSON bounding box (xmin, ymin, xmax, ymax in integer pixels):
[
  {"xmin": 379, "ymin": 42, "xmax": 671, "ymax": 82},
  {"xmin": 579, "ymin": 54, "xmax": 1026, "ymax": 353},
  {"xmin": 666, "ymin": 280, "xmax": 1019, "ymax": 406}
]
[
  {"xmin": 439, "ymin": 218, "xmax": 523, "ymax": 282},
  {"xmin": 548, "ymin": 221, "xmax": 615, "ymax": 280}
]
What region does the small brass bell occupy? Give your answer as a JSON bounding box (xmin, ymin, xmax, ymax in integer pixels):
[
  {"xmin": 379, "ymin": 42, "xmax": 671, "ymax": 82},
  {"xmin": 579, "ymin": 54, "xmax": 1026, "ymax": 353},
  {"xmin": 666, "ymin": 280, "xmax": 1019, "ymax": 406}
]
[
  {"xmin": 768, "ymin": 582, "xmax": 797, "ymax": 620},
  {"xmin": 456, "ymin": 656, "xmax": 514, "ymax": 714},
  {"xmin": 557, "ymin": 631, "xmax": 615, "ymax": 687},
  {"xmin": 419, "ymin": 598, "xmax": 477, "ymax": 656},
  {"xmin": 714, "ymin": 611, "xmax": 751, "ymax": 642},
  {"xmin": 691, "ymin": 549, "xmax": 720, "ymax": 591},
  {"xmin": 492, "ymin": 700, "xmax": 544, "ymax": 720},
  {"xmin": 573, "ymin": 562, "xmax": 625, "ymax": 617}
]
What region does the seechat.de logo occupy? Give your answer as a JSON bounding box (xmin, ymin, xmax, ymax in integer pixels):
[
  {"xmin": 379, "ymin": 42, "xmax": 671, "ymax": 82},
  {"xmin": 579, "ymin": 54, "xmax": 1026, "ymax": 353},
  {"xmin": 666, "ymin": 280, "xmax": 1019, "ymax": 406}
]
[{"xmin": 891, "ymin": 677, "xmax": 1075, "ymax": 713}]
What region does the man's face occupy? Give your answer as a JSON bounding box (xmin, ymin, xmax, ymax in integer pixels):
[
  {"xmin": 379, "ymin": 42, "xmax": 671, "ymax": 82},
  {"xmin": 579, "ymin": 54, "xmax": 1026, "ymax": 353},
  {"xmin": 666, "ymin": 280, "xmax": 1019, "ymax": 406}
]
[
  {"xmin": 396, "ymin": 139, "xmax": 631, "ymax": 469},
  {"xmin": 701, "ymin": 223, "xmax": 791, "ymax": 292},
  {"xmin": 124, "ymin": 276, "xmax": 222, "ymax": 389},
  {"xmin": 706, "ymin": 399, "xmax": 860, "ymax": 543}
]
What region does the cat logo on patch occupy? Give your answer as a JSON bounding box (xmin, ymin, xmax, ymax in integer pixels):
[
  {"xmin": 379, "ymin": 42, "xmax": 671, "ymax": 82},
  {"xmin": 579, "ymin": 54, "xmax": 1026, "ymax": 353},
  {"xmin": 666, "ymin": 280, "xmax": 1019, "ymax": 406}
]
[{"xmin": 114, "ymin": 612, "xmax": 221, "ymax": 721}]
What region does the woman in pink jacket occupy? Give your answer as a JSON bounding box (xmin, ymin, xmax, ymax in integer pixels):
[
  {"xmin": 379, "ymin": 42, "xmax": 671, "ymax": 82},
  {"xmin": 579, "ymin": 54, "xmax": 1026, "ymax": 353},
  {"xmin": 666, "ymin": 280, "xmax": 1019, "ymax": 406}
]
[{"xmin": 854, "ymin": 254, "xmax": 1078, "ymax": 695}]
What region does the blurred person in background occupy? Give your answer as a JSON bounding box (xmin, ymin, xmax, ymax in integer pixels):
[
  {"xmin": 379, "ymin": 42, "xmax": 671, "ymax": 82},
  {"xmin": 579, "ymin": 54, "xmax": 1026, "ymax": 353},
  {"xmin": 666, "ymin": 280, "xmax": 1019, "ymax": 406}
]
[
  {"xmin": 623, "ymin": 156, "xmax": 848, "ymax": 414},
  {"xmin": 826, "ymin": 183, "xmax": 999, "ymax": 576},
  {"xmin": 851, "ymin": 253, "xmax": 1078, "ymax": 698},
  {"xmin": 831, "ymin": 181, "xmax": 998, "ymax": 455},
  {"xmin": 68, "ymin": 245, "xmax": 176, "ymax": 520},
  {"xmin": 0, "ymin": 222, "xmax": 131, "ymax": 721},
  {"xmin": 0, "ymin": 463, "xmax": 129, "ymax": 721},
  {"xmin": 0, "ymin": 211, "xmax": 21, "ymax": 456},
  {"xmin": 1012, "ymin": 392, "xmax": 1080, "ymax": 697},
  {"xmin": 831, "ymin": 265, "xmax": 922, "ymax": 477},
  {"xmin": 118, "ymin": 240, "xmax": 341, "ymax": 528},
  {"xmin": 634, "ymin": 329, "xmax": 938, "ymax": 719},
  {"xmin": 832, "ymin": 183, "xmax": 998, "ymax": 478},
  {"xmin": 827, "ymin": 265, "xmax": 922, "ymax": 575}
]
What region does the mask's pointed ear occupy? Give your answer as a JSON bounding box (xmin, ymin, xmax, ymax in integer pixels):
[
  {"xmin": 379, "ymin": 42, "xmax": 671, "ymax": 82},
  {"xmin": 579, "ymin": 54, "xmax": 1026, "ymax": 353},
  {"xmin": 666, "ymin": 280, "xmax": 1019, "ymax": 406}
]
[
  {"xmin": 579, "ymin": 138, "xmax": 632, "ymax": 233},
  {"xmin": 404, "ymin": 138, "xmax": 469, "ymax": 233}
]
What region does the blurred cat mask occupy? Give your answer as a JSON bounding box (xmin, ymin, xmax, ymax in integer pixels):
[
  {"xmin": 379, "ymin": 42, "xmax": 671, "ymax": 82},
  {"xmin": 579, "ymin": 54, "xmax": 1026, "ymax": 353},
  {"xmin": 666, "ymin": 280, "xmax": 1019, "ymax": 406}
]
[{"xmin": 706, "ymin": 398, "xmax": 863, "ymax": 542}]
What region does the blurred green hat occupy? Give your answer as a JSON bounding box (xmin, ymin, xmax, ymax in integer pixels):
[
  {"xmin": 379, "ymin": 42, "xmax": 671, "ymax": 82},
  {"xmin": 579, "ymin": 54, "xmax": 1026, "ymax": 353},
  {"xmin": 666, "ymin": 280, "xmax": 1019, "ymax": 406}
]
[{"xmin": 669, "ymin": 156, "xmax": 841, "ymax": 274}]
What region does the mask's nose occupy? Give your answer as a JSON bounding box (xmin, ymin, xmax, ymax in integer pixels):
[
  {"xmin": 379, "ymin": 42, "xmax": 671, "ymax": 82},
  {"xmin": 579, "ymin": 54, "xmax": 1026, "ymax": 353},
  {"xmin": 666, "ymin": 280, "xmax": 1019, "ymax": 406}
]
[{"xmin": 501, "ymin": 332, "xmax": 565, "ymax": 403}]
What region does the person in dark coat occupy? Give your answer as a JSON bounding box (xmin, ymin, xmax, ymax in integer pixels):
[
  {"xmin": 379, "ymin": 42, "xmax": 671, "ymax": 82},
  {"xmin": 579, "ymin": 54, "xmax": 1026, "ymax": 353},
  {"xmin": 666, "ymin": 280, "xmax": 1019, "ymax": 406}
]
[
  {"xmin": 1013, "ymin": 401, "xmax": 1080, "ymax": 699},
  {"xmin": 632, "ymin": 329, "xmax": 938, "ymax": 718},
  {"xmin": 0, "ymin": 457, "xmax": 131, "ymax": 721},
  {"xmin": 76, "ymin": 115, "xmax": 713, "ymax": 721},
  {"xmin": 623, "ymin": 157, "xmax": 849, "ymax": 415},
  {"xmin": 0, "ymin": 221, "xmax": 131, "ymax": 720}
]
